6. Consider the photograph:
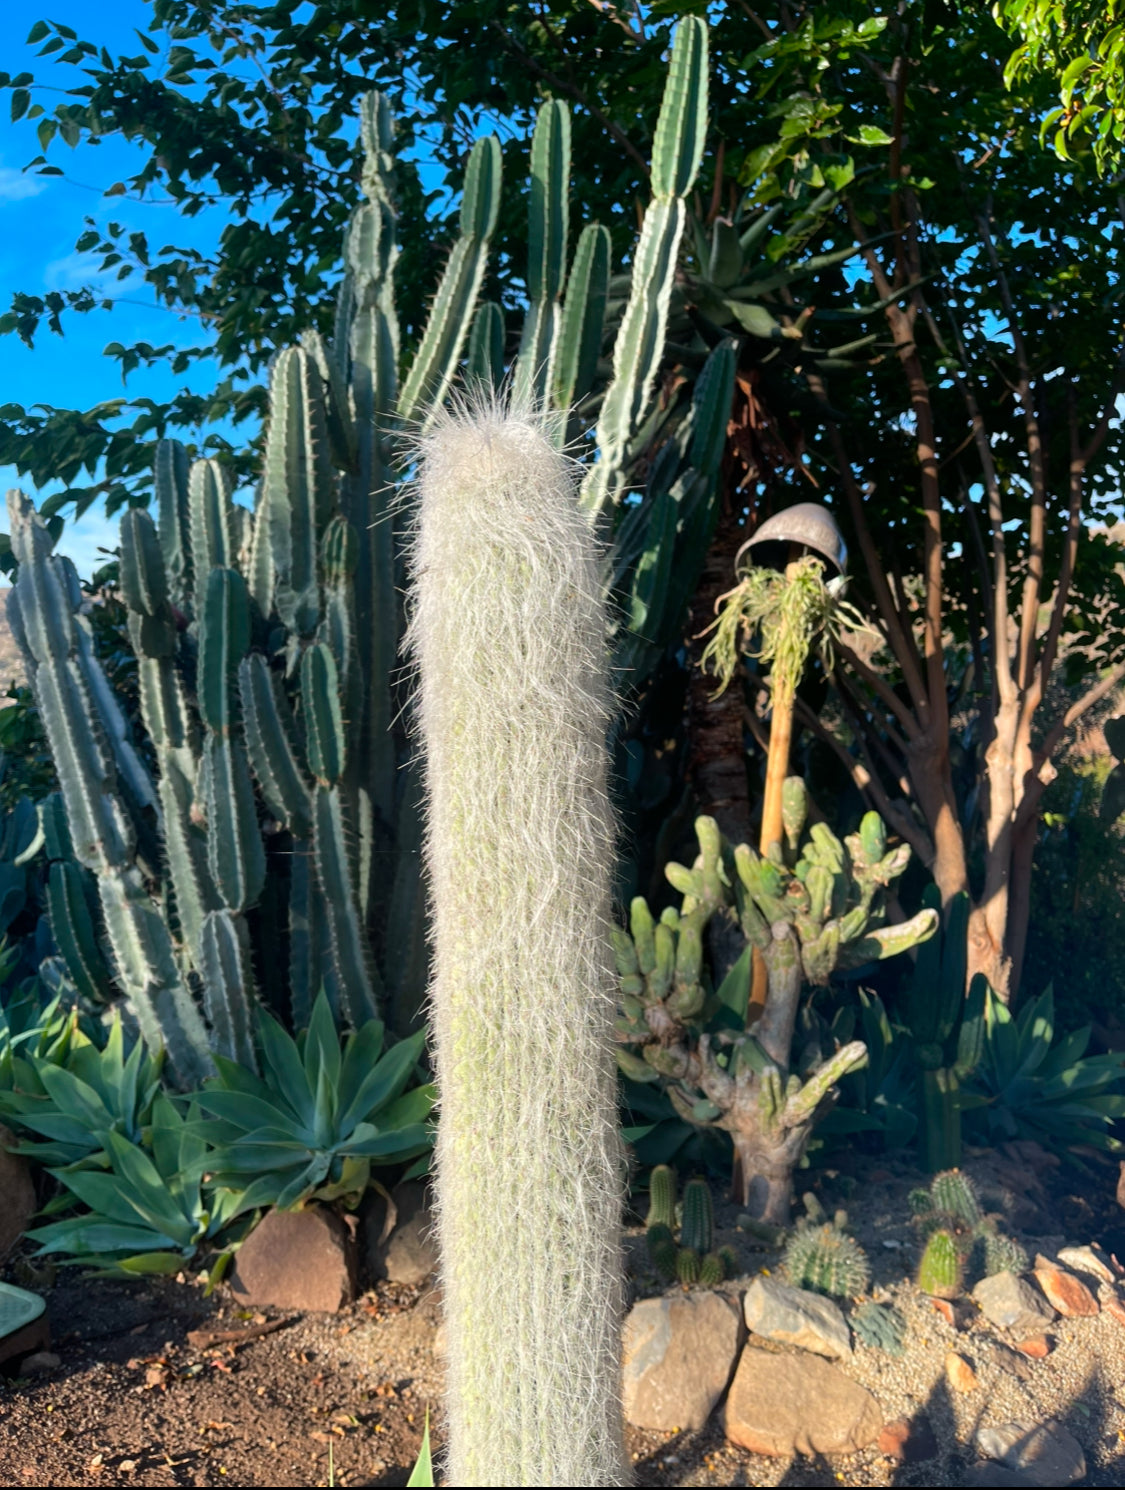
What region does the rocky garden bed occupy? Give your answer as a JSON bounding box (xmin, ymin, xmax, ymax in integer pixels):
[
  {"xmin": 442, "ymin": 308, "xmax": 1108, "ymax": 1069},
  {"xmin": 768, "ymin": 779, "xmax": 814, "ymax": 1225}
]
[{"xmin": 1, "ymin": 1140, "xmax": 1123, "ymax": 1487}]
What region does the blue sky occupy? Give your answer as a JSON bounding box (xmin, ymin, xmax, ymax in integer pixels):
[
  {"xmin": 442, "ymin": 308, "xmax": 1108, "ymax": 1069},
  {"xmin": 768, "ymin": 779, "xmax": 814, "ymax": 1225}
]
[{"xmin": 0, "ymin": 1, "xmax": 235, "ymax": 579}]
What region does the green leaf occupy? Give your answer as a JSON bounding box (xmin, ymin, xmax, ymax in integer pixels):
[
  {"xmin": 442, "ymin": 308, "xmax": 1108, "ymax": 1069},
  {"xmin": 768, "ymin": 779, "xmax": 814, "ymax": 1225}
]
[
  {"xmin": 407, "ymin": 1409, "xmax": 435, "ymax": 1488},
  {"xmin": 337, "ymin": 1028, "xmax": 426, "ymax": 1135}
]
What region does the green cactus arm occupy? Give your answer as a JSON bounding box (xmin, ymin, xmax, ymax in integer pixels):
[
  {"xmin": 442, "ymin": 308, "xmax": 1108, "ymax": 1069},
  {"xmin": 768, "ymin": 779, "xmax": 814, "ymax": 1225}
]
[
  {"xmin": 579, "ymin": 18, "xmax": 709, "ymax": 518},
  {"xmin": 835, "ymin": 906, "xmax": 939, "ymax": 969},
  {"xmin": 551, "ymin": 223, "xmax": 610, "ymax": 413},
  {"xmin": 202, "ymin": 736, "xmax": 266, "ymax": 914},
  {"xmin": 198, "ymin": 568, "xmax": 251, "ymax": 737},
  {"xmin": 188, "ymin": 460, "xmax": 235, "ymax": 614},
  {"xmin": 97, "ymin": 867, "xmax": 213, "ymax": 1086},
  {"xmin": 198, "ymin": 909, "xmax": 258, "ymax": 1070},
  {"xmin": 252, "ymin": 347, "xmax": 335, "ymax": 637},
  {"xmin": 300, "ymin": 642, "xmax": 346, "ymax": 788},
  {"xmin": 47, "ymin": 861, "xmax": 113, "ymax": 1004},
  {"xmin": 238, "ymin": 655, "xmax": 312, "ymax": 837},
  {"xmin": 287, "ymin": 842, "xmax": 324, "ymax": 1033},
  {"xmin": 382, "ymin": 768, "xmax": 429, "ymax": 1036},
  {"xmin": 302, "ymin": 327, "xmax": 357, "ymax": 474},
  {"xmin": 397, "ymin": 134, "xmax": 502, "ymax": 424},
  {"xmin": 781, "ymin": 1039, "xmax": 868, "ymax": 1128},
  {"xmin": 6, "ymin": 489, "xmax": 75, "ymax": 662},
  {"xmin": 157, "ymin": 764, "xmax": 217, "ymax": 963},
  {"xmin": 154, "ymin": 439, "xmax": 192, "ymax": 613},
  {"xmin": 514, "ymin": 100, "xmax": 570, "ymax": 406},
  {"xmin": 72, "ymin": 618, "xmax": 160, "ymax": 822},
  {"xmin": 651, "ymin": 16, "xmax": 709, "ymax": 198},
  {"xmin": 312, "ymin": 785, "xmax": 382, "ymax": 1026},
  {"xmin": 466, "ymin": 301, "xmax": 505, "ymax": 390}
]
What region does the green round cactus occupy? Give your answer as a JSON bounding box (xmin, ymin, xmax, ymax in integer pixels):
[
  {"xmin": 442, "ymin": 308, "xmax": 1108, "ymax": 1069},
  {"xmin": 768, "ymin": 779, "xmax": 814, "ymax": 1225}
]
[
  {"xmin": 917, "ymin": 1227, "xmax": 964, "ymax": 1299},
  {"xmin": 717, "ymin": 1244, "xmax": 739, "ymax": 1280},
  {"xmin": 983, "ymin": 1230, "xmax": 1029, "ymax": 1278},
  {"xmin": 929, "ymin": 1169, "xmax": 981, "ymax": 1229},
  {"xmin": 783, "ymin": 1221, "xmax": 871, "ymax": 1299}
]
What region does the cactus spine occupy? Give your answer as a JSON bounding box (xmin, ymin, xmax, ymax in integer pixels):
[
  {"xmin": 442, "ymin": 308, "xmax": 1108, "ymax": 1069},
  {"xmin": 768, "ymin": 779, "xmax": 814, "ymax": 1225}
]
[{"xmin": 410, "ymin": 401, "xmax": 627, "ymax": 1486}]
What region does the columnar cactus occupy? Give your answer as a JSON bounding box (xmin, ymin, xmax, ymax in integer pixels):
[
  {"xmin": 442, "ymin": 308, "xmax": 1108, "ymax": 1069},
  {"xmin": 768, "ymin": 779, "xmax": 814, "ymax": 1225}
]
[
  {"xmin": 408, "ymin": 399, "xmax": 628, "ymax": 1486},
  {"xmin": 917, "ymin": 1228, "xmax": 964, "ymax": 1299}
]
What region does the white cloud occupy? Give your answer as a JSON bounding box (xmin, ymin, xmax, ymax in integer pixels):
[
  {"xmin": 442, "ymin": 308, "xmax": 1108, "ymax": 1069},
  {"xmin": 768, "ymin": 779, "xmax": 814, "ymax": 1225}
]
[{"xmin": 0, "ymin": 167, "xmax": 46, "ymax": 203}]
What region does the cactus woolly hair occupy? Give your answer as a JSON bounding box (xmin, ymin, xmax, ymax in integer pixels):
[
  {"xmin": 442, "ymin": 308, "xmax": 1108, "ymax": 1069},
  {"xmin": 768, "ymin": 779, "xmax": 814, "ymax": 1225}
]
[{"xmin": 405, "ymin": 394, "xmax": 629, "ymax": 1488}]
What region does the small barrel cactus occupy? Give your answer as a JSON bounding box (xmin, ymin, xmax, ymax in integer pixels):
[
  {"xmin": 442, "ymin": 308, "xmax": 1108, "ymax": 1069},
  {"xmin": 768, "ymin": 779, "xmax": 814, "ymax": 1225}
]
[
  {"xmin": 917, "ymin": 1228, "xmax": 964, "ymax": 1299},
  {"xmin": 929, "ymin": 1169, "xmax": 981, "ymax": 1228},
  {"xmin": 982, "ymin": 1230, "xmax": 1029, "ymax": 1278},
  {"xmin": 783, "ymin": 1220, "xmax": 871, "ymax": 1299},
  {"xmin": 680, "ymin": 1177, "xmax": 714, "ymax": 1257},
  {"xmin": 698, "ymin": 1251, "xmax": 725, "ymax": 1288}
]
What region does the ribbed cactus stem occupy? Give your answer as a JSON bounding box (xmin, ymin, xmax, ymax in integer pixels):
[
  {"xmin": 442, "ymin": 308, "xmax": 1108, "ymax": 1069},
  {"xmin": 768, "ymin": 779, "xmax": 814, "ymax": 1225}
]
[{"xmin": 410, "ymin": 398, "xmax": 627, "ymax": 1487}]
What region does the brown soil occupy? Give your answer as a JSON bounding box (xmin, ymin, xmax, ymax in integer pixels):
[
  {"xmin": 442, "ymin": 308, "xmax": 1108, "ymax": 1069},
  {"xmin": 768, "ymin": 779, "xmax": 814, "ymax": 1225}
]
[{"xmin": 1, "ymin": 1146, "xmax": 1123, "ymax": 1488}]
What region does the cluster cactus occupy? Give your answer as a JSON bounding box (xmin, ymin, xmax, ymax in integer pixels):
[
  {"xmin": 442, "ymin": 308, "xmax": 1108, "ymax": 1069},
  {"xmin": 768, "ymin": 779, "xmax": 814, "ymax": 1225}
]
[
  {"xmin": 645, "ymin": 1166, "xmax": 735, "ymax": 1288},
  {"xmin": 911, "ymin": 1169, "xmax": 1027, "ymax": 1296},
  {"xmin": 783, "ymin": 1209, "xmax": 871, "ymax": 1299},
  {"xmin": 898, "ymin": 888, "xmax": 989, "ymax": 1170},
  {"xmin": 614, "ymin": 778, "xmax": 938, "ymax": 1222},
  {"xmin": 851, "ymin": 1301, "xmax": 907, "ymax": 1356}
]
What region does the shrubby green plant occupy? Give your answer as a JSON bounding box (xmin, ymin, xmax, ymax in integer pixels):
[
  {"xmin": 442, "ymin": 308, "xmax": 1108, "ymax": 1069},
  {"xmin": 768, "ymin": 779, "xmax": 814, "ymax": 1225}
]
[
  {"xmin": 0, "ymin": 1011, "xmax": 161, "ymax": 1169},
  {"xmin": 963, "ymin": 983, "xmax": 1125, "ymax": 1154},
  {"xmin": 26, "ymin": 1094, "xmax": 246, "ymax": 1277},
  {"xmin": 613, "ymin": 780, "xmax": 937, "ymax": 1222}
]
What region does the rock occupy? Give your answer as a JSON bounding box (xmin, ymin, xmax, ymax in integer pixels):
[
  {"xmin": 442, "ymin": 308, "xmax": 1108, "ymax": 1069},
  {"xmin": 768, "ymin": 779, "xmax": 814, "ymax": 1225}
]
[
  {"xmin": 945, "ymin": 1351, "xmax": 979, "ymax": 1391},
  {"xmin": 1056, "ymin": 1243, "xmax": 1115, "ymax": 1286},
  {"xmin": 1099, "ymin": 1284, "xmax": 1125, "ymax": 1328},
  {"xmin": 18, "ymin": 1350, "xmax": 59, "ymax": 1375},
  {"xmin": 622, "ymin": 1291, "xmax": 742, "ymax": 1431},
  {"xmin": 742, "ymin": 1277, "xmax": 851, "ymax": 1360},
  {"xmin": 723, "ymin": 1346, "xmax": 882, "ymax": 1457},
  {"xmin": 0, "ymin": 1126, "xmax": 36, "ymax": 1265},
  {"xmin": 988, "ymin": 1342, "xmax": 1034, "ymax": 1381},
  {"xmin": 960, "ymin": 1462, "xmax": 1041, "ymax": 1487},
  {"xmin": 931, "ymin": 1297, "xmax": 973, "ymax": 1330},
  {"xmin": 876, "ymin": 1415, "xmax": 939, "ymax": 1464},
  {"xmin": 976, "ymin": 1421, "xmax": 1086, "ymax": 1486},
  {"xmin": 362, "ymin": 1182, "xmax": 438, "ymax": 1287},
  {"xmin": 1031, "ymin": 1261, "xmax": 1098, "ymax": 1317},
  {"xmin": 230, "ymin": 1206, "xmax": 357, "ymax": 1312},
  {"xmin": 972, "ymin": 1272, "xmax": 1055, "ymax": 1335},
  {"xmin": 1014, "ymin": 1335, "xmax": 1051, "ymax": 1360}
]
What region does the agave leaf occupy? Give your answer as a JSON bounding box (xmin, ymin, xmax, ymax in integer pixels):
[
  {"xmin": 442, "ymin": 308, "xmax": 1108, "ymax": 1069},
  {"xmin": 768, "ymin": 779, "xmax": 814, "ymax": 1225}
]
[
  {"xmin": 36, "ymin": 1064, "xmax": 115, "ymax": 1133},
  {"xmin": 336, "ymin": 1019, "xmax": 387, "ymax": 1125},
  {"xmin": 274, "ymin": 1155, "xmax": 332, "ymax": 1211},
  {"xmin": 345, "ymin": 1121, "xmax": 432, "ymax": 1161},
  {"xmin": 338, "ymin": 1027, "xmax": 426, "ymax": 1135},
  {"xmin": 379, "ymin": 1083, "xmax": 436, "ymax": 1130},
  {"xmin": 303, "ymin": 989, "xmax": 341, "ymax": 1093},
  {"xmin": 101, "ymin": 1130, "xmax": 199, "ymax": 1245},
  {"xmin": 256, "ymin": 1013, "xmax": 316, "ymax": 1130},
  {"xmin": 29, "ymin": 1217, "xmax": 181, "ymax": 1256},
  {"xmin": 192, "ymin": 1089, "xmax": 306, "ymax": 1140}
]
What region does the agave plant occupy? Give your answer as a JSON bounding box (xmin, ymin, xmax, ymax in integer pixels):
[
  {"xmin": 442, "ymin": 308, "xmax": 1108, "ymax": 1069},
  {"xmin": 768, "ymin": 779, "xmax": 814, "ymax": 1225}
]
[
  {"xmin": 964, "ymin": 983, "xmax": 1125, "ymax": 1154},
  {"xmin": 187, "ymin": 991, "xmax": 434, "ymax": 1211},
  {"xmin": 27, "ymin": 1093, "xmax": 244, "ymax": 1276},
  {"xmin": 0, "ymin": 1011, "xmax": 162, "ymax": 1169}
]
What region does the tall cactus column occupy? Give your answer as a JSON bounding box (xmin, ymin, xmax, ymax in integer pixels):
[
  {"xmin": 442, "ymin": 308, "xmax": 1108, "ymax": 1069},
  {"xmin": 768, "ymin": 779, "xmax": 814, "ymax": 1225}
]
[{"xmin": 409, "ymin": 402, "xmax": 628, "ymax": 1487}]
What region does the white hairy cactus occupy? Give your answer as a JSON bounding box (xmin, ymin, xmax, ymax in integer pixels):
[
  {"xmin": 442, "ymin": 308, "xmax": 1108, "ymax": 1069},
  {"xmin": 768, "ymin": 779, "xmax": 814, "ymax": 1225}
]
[{"xmin": 407, "ymin": 395, "xmax": 628, "ymax": 1487}]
